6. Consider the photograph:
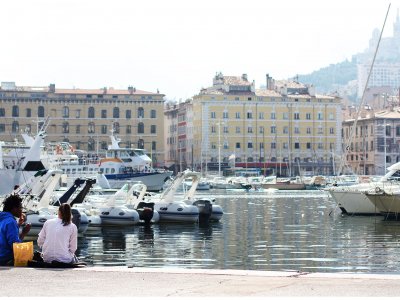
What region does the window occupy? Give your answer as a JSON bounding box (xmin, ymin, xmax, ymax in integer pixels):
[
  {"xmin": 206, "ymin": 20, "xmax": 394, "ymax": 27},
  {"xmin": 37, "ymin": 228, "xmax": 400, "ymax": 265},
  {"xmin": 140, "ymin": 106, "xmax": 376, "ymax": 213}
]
[
  {"xmin": 211, "ymin": 112, "xmax": 216, "ymax": 119},
  {"xmin": 0, "ymin": 124, "xmax": 5, "ymax": 132},
  {"xmin": 329, "ymin": 127, "xmax": 334, "ymax": 134},
  {"xmin": 294, "ymin": 112, "xmax": 300, "ymax": 120},
  {"xmin": 113, "ymin": 107, "xmax": 119, "ymax": 118},
  {"xmin": 88, "ymin": 107, "xmax": 95, "ymax": 118},
  {"xmin": 223, "ymin": 142, "xmax": 229, "ymax": 149},
  {"xmin": 236, "ymin": 127, "xmax": 240, "ymax": 133},
  {"xmin": 294, "ymin": 127, "xmax": 300, "ymax": 134},
  {"xmin": 138, "ymin": 122, "xmax": 144, "ymax": 134},
  {"xmin": 126, "ymin": 110, "xmax": 131, "ymax": 119},
  {"xmin": 318, "ymin": 143, "xmax": 324, "ymax": 150},
  {"xmin": 306, "ymin": 142, "xmax": 311, "ymax": 149},
  {"xmin": 0, "ymin": 108, "xmax": 4, "ymax": 117},
  {"xmin": 114, "ymin": 122, "xmax": 120, "ymax": 134},
  {"xmin": 223, "ymin": 126, "xmax": 228, "ymax": 133},
  {"xmin": 294, "ymin": 142, "xmax": 300, "ymax": 149},
  {"xmin": 211, "ymin": 143, "xmax": 216, "ymax": 149},
  {"xmin": 76, "ymin": 109, "xmax": 81, "ymax": 118},
  {"xmin": 211, "ymin": 126, "xmax": 216, "ymax": 133},
  {"xmin": 101, "ymin": 110, "xmax": 107, "ymax": 118},
  {"xmin": 88, "ymin": 138, "xmax": 95, "ymax": 151},
  {"xmin": 88, "ymin": 122, "xmax": 95, "ymax": 133},
  {"xmin": 307, "ymin": 127, "xmax": 311, "ymax": 134},
  {"xmin": 283, "ymin": 126, "xmax": 288, "ymax": 134},
  {"xmin": 151, "ymin": 110, "xmax": 156, "ymax": 118},
  {"xmin": 76, "ymin": 125, "xmax": 80, "ymax": 134},
  {"xmin": 259, "ymin": 126, "xmax": 264, "ymax": 134},
  {"xmin": 12, "ymin": 121, "xmax": 19, "ymax": 133},
  {"xmin": 306, "ymin": 113, "xmax": 311, "ymax": 120},
  {"xmin": 38, "ymin": 106, "xmax": 45, "ymax": 118},
  {"xmin": 138, "ymin": 139, "xmax": 145, "ymax": 149},
  {"xmin": 318, "ymin": 127, "xmax": 323, "ymax": 134},
  {"xmin": 259, "ymin": 112, "xmax": 264, "ymax": 119},
  {"xmin": 62, "ymin": 122, "xmax": 69, "ymax": 133},
  {"xmin": 260, "ymin": 143, "xmax": 264, "ymax": 149},
  {"xmin": 248, "ymin": 127, "xmax": 253, "ymax": 133},
  {"xmin": 235, "ymin": 112, "xmax": 240, "ymax": 119},
  {"xmin": 283, "ymin": 112, "xmax": 288, "ymax": 120},
  {"xmin": 152, "ymin": 141, "xmax": 156, "ymax": 151},
  {"xmin": 271, "ymin": 142, "xmax": 276, "ymax": 149},
  {"xmin": 63, "ymin": 106, "xmax": 69, "ymax": 118},
  {"xmin": 283, "ymin": 142, "xmax": 288, "ymax": 149},
  {"xmin": 317, "ymin": 112, "xmax": 323, "ymax": 120},
  {"xmin": 126, "ymin": 125, "xmax": 132, "ymax": 134},
  {"xmin": 101, "ymin": 125, "xmax": 107, "ymax": 134},
  {"xmin": 151, "ymin": 125, "xmax": 156, "ymax": 134},
  {"xmin": 247, "ymin": 142, "xmax": 253, "ymax": 148},
  {"xmin": 271, "ymin": 126, "xmax": 276, "ymax": 134},
  {"xmin": 223, "ymin": 112, "xmax": 229, "ymax": 119},
  {"xmin": 26, "ymin": 108, "xmax": 31, "ymax": 118},
  {"xmin": 397, "ymin": 126, "xmax": 400, "ymax": 136},
  {"xmin": 12, "ymin": 105, "xmax": 19, "ymax": 117},
  {"xmin": 236, "ymin": 142, "xmax": 241, "ymax": 149},
  {"xmin": 329, "ymin": 112, "xmax": 334, "ymax": 120},
  {"xmin": 271, "ymin": 112, "xmax": 276, "ymax": 120},
  {"xmin": 138, "ymin": 107, "xmax": 144, "ymax": 118},
  {"xmin": 247, "ymin": 112, "xmax": 252, "ymax": 119}
]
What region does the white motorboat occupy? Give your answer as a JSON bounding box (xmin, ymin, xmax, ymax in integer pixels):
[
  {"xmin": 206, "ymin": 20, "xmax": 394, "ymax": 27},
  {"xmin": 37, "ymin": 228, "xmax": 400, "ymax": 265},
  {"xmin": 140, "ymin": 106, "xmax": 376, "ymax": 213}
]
[
  {"xmin": 153, "ymin": 170, "xmax": 200, "ymax": 223},
  {"xmin": 326, "ymin": 162, "xmax": 400, "ymax": 215},
  {"xmin": 364, "ymin": 184, "xmax": 400, "ymax": 220}
]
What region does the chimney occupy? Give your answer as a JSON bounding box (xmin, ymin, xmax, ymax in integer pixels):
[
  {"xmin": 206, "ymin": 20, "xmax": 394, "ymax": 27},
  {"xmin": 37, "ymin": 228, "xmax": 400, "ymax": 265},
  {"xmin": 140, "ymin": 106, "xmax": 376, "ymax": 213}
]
[
  {"xmin": 128, "ymin": 86, "xmax": 134, "ymax": 94},
  {"xmin": 103, "ymin": 87, "xmax": 107, "ymax": 94},
  {"xmin": 49, "ymin": 83, "xmax": 55, "ymax": 93},
  {"xmin": 242, "ymin": 73, "xmax": 248, "ymax": 81},
  {"xmin": 266, "ymin": 74, "xmax": 274, "ymax": 90}
]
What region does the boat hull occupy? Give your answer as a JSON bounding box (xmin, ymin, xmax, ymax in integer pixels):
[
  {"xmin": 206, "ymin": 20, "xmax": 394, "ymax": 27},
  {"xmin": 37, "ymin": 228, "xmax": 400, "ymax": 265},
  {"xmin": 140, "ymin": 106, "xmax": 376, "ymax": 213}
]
[{"xmin": 329, "ymin": 189, "xmax": 379, "ymax": 215}]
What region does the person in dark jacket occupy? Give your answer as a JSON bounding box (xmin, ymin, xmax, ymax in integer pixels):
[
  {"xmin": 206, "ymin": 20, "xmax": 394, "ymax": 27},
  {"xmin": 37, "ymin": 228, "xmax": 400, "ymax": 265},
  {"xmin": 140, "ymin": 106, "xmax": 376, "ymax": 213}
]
[{"xmin": 0, "ymin": 194, "xmax": 31, "ymax": 266}]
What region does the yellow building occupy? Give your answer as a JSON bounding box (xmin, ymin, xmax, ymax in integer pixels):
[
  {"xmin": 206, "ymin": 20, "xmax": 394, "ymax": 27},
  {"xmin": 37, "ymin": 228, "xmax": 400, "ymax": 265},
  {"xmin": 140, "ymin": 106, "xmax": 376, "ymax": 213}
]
[
  {"xmin": 0, "ymin": 82, "xmax": 166, "ymax": 167},
  {"xmin": 191, "ymin": 73, "xmax": 343, "ymax": 176}
]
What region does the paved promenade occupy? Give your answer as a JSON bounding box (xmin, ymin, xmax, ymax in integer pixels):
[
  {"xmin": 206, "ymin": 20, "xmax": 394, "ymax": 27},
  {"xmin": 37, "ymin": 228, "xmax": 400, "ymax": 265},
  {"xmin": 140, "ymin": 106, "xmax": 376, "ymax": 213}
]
[{"xmin": 1, "ymin": 266, "xmax": 400, "ymax": 297}]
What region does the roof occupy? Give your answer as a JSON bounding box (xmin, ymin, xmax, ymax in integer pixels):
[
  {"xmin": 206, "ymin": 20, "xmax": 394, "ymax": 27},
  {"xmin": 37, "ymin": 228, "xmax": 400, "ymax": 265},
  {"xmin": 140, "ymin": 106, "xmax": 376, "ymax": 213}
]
[{"xmin": 54, "ymin": 88, "xmax": 161, "ymax": 96}]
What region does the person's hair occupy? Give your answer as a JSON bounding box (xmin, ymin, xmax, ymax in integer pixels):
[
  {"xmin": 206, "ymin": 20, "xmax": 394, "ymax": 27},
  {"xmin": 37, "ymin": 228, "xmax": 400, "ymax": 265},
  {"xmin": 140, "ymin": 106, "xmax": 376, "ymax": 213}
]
[
  {"xmin": 59, "ymin": 203, "xmax": 72, "ymax": 226},
  {"xmin": 2, "ymin": 194, "xmax": 22, "ymax": 212}
]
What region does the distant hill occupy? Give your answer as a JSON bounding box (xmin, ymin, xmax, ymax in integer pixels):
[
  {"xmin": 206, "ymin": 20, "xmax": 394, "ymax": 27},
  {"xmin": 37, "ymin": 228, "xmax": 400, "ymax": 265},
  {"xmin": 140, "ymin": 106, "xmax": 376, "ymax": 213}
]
[{"xmin": 297, "ymin": 57, "xmax": 358, "ymax": 98}]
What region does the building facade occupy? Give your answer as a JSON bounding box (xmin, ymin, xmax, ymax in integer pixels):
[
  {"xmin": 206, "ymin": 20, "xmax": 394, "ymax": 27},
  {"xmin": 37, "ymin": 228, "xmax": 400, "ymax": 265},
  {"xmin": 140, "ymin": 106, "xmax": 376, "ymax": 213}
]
[
  {"xmin": 0, "ymin": 82, "xmax": 166, "ymax": 167},
  {"xmin": 342, "ymin": 107, "xmax": 400, "ymax": 175},
  {"xmin": 191, "ymin": 73, "xmax": 343, "ymax": 176}
]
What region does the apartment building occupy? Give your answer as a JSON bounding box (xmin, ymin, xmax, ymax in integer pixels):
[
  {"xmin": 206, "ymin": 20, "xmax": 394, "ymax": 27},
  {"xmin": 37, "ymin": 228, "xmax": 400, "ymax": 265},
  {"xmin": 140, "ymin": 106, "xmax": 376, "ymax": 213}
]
[
  {"xmin": 342, "ymin": 107, "xmax": 400, "ymax": 176},
  {"xmin": 189, "ymin": 73, "xmax": 343, "ymax": 176},
  {"xmin": 0, "ymin": 82, "xmax": 166, "ymax": 167}
]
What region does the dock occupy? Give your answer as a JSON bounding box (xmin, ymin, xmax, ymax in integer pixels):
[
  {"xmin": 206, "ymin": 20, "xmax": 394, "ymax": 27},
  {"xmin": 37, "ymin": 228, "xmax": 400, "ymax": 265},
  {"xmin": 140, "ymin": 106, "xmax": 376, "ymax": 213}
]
[{"xmin": 1, "ymin": 266, "xmax": 400, "ymax": 297}]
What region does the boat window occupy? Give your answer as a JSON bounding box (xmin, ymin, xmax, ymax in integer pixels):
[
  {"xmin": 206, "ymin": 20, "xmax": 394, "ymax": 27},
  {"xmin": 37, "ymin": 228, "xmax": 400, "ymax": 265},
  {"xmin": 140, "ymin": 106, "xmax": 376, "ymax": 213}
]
[{"xmin": 111, "ymin": 168, "xmax": 116, "ymax": 173}]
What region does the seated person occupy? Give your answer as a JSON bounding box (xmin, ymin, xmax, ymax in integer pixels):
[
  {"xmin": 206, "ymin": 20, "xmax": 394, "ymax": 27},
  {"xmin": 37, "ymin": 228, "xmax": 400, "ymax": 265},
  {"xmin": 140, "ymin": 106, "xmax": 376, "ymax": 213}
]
[
  {"xmin": 37, "ymin": 203, "xmax": 78, "ymax": 264},
  {"xmin": 0, "ymin": 194, "xmax": 31, "ymax": 266}
]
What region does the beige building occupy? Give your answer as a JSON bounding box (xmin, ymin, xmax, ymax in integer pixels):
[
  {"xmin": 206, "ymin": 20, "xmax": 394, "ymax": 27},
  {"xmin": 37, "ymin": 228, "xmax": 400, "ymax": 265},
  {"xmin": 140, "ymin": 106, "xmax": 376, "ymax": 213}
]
[
  {"xmin": 342, "ymin": 107, "xmax": 400, "ymax": 176},
  {"xmin": 190, "ymin": 73, "xmax": 343, "ymax": 176},
  {"xmin": 0, "ymin": 82, "xmax": 166, "ymax": 167}
]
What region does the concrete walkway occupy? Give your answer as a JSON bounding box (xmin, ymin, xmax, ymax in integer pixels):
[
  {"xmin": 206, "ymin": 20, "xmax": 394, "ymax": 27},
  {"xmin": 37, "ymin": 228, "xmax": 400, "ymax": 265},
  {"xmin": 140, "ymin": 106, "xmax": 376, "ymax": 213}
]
[{"xmin": 1, "ymin": 266, "xmax": 400, "ymax": 297}]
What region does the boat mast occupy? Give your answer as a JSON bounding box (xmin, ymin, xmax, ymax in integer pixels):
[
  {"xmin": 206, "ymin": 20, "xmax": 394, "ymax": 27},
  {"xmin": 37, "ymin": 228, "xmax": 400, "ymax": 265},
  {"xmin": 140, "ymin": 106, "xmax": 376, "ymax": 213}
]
[{"xmin": 337, "ymin": 4, "xmax": 391, "ymax": 176}]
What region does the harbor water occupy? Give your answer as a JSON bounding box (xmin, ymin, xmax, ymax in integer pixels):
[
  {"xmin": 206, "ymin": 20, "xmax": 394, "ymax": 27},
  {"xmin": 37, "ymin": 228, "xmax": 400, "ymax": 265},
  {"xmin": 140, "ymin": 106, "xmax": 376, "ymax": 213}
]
[{"xmin": 32, "ymin": 189, "xmax": 400, "ymax": 273}]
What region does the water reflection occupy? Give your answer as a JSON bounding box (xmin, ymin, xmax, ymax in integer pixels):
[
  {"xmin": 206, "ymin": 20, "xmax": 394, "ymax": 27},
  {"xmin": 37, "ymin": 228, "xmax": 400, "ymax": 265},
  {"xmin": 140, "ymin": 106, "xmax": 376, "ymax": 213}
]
[{"xmin": 64, "ymin": 190, "xmax": 400, "ymax": 273}]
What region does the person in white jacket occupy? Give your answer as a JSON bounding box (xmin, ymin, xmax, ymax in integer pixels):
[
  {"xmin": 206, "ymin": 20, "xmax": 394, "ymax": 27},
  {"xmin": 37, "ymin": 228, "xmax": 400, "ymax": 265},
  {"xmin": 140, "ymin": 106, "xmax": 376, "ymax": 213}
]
[{"xmin": 37, "ymin": 203, "xmax": 78, "ymax": 263}]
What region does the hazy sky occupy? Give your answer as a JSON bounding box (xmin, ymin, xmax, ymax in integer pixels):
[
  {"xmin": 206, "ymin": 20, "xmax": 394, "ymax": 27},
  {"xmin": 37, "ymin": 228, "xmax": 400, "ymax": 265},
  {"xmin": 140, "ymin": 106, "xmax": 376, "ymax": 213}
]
[{"xmin": 0, "ymin": 0, "xmax": 397, "ymax": 101}]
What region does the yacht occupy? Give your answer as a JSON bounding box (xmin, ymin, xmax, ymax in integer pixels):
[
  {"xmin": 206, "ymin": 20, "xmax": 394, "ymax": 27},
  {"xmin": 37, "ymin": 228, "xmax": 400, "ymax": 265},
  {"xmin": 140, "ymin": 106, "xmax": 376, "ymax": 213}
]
[{"xmin": 326, "ymin": 162, "xmax": 400, "ymax": 215}]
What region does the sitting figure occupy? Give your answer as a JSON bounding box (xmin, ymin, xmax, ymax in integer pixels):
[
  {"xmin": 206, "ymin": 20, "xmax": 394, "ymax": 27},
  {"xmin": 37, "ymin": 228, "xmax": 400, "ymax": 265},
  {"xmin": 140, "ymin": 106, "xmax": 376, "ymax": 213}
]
[
  {"xmin": 37, "ymin": 203, "xmax": 78, "ymax": 264},
  {"xmin": 0, "ymin": 194, "xmax": 31, "ymax": 266}
]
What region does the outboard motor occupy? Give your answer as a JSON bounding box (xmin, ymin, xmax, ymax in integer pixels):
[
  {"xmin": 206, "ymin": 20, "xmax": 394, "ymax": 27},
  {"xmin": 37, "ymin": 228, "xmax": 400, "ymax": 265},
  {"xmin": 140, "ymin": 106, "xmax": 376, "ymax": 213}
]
[
  {"xmin": 193, "ymin": 199, "xmax": 212, "ymax": 224},
  {"xmin": 71, "ymin": 208, "xmax": 81, "ymax": 229},
  {"xmin": 136, "ymin": 202, "xmax": 155, "ymax": 225}
]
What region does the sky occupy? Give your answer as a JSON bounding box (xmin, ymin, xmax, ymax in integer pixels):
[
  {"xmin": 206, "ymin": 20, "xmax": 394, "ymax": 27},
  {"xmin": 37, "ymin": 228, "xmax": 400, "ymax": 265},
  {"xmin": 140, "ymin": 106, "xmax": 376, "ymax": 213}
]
[{"xmin": 0, "ymin": 0, "xmax": 398, "ymax": 101}]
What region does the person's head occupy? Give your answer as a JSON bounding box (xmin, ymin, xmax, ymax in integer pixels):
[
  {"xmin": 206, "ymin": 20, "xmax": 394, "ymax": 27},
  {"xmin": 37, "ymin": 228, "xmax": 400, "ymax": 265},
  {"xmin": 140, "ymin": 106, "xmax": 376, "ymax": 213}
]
[
  {"xmin": 58, "ymin": 203, "xmax": 72, "ymax": 226},
  {"xmin": 2, "ymin": 194, "xmax": 23, "ymax": 218}
]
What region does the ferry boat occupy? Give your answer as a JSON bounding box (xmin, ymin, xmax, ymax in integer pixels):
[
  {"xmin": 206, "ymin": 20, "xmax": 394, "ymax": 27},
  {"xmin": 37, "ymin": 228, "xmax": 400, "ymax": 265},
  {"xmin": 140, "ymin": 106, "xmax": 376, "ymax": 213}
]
[{"xmin": 43, "ymin": 134, "xmax": 172, "ymax": 192}]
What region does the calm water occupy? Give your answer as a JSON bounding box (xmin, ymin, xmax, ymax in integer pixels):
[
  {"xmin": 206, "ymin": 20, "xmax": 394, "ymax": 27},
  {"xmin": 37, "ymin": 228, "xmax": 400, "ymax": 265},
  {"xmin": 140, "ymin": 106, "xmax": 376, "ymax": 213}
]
[{"xmin": 33, "ymin": 189, "xmax": 400, "ymax": 273}]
